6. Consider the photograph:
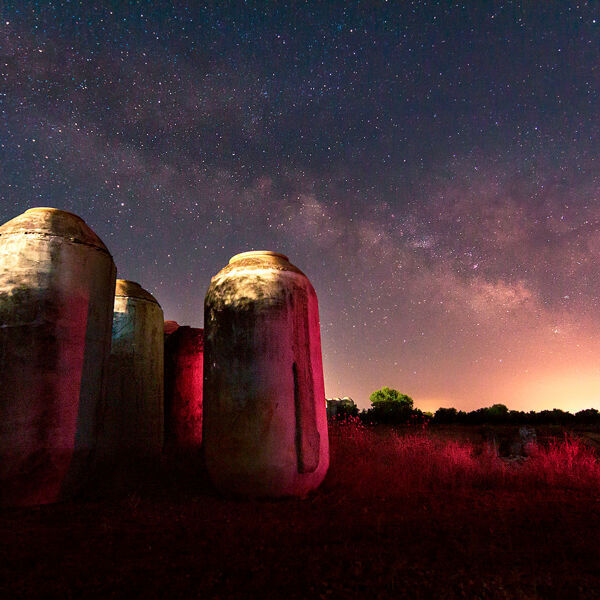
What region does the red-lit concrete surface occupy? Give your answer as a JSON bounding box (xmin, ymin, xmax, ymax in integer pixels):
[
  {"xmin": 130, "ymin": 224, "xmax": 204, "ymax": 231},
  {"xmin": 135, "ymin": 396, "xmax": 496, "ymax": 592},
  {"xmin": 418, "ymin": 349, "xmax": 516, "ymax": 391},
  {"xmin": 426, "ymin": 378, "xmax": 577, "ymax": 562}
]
[
  {"xmin": 163, "ymin": 320, "xmax": 180, "ymax": 337},
  {"xmin": 0, "ymin": 207, "xmax": 116, "ymax": 506},
  {"xmin": 203, "ymin": 251, "xmax": 329, "ymax": 497},
  {"xmin": 98, "ymin": 280, "xmax": 164, "ymax": 459},
  {"xmin": 164, "ymin": 323, "xmax": 204, "ymax": 450}
]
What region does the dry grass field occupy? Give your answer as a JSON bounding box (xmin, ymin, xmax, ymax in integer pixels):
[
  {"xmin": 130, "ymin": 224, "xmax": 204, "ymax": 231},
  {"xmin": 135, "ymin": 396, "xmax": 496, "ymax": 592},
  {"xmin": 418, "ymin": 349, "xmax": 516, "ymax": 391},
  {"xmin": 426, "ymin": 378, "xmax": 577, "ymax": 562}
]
[{"xmin": 1, "ymin": 421, "xmax": 599, "ymax": 599}]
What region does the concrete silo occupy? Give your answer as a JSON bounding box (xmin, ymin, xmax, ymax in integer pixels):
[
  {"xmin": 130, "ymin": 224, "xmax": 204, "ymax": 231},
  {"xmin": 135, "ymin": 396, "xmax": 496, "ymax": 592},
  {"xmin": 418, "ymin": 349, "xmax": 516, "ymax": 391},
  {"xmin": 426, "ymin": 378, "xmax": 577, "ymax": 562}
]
[
  {"xmin": 99, "ymin": 280, "xmax": 164, "ymax": 458},
  {"xmin": 164, "ymin": 324, "xmax": 204, "ymax": 450},
  {"xmin": 0, "ymin": 207, "xmax": 116, "ymax": 506},
  {"xmin": 203, "ymin": 251, "xmax": 329, "ymax": 497}
]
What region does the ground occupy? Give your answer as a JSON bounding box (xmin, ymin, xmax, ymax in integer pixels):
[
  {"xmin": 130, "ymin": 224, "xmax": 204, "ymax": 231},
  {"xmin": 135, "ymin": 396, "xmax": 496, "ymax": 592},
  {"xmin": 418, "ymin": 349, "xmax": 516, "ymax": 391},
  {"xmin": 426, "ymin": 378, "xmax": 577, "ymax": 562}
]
[{"xmin": 1, "ymin": 424, "xmax": 599, "ymax": 599}]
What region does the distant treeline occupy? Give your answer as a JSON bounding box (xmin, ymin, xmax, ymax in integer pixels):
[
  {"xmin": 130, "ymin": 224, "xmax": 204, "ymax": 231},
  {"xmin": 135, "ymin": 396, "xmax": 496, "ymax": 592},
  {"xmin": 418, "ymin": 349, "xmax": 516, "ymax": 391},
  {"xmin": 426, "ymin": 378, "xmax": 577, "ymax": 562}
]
[
  {"xmin": 428, "ymin": 405, "xmax": 600, "ymax": 426},
  {"xmin": 327, "ymin": 391, "xmax": 600, "ymax": 426}
]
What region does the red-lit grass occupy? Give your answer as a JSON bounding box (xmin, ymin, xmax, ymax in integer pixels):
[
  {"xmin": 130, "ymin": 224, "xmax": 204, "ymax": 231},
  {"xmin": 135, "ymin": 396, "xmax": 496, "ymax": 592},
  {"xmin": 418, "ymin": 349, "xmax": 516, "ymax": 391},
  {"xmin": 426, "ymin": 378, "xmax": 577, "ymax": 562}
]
[
  {"xmin": 520, "ymin": 435, "xmax": 600, "ymax": 489},
  {"xmin": 1, "ymin": 422, "xmax": 600, "ymax": 598},
  {"xmin": 326, "ymin": 420, "xmax": 600, "ymax": 497}
]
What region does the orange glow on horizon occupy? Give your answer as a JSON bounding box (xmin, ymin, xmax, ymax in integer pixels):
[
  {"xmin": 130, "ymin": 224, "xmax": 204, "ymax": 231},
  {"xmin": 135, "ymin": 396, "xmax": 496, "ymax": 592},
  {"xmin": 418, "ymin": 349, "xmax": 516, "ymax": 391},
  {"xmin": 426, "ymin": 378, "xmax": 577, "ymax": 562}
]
[
  {"xmin": 326, "ymin": 363, "xmax": 600, "ymax": 414},
  {"xmin": 511, "ymin": 370, "xmax": 600, "ymax": 414}
]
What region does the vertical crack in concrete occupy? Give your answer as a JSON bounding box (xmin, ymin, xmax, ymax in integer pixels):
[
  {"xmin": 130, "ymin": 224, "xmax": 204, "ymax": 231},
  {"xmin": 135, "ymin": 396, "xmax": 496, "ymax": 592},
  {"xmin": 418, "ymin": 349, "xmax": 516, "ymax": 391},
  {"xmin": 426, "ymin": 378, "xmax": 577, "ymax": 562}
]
[{"xmin": 293, "ymin": 361, "xmax": 303, "ymax": 473}]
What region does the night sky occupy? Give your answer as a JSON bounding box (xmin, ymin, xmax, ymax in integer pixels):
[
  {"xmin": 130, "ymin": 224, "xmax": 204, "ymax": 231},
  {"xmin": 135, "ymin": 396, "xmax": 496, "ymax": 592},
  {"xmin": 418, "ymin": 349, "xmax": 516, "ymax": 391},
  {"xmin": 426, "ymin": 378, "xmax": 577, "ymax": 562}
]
[{"xmin": 2, "ymin": 2, "xmax": 600, "ymax": 412}]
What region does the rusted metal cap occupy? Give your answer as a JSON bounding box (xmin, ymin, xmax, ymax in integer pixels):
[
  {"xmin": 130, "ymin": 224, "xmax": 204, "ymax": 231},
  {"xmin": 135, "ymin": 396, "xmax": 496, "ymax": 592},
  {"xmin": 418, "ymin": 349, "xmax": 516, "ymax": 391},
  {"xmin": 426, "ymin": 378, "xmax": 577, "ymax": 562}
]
[{"xmin": 0, "ymin": 207, "xmax": 110, "ymax": 254}]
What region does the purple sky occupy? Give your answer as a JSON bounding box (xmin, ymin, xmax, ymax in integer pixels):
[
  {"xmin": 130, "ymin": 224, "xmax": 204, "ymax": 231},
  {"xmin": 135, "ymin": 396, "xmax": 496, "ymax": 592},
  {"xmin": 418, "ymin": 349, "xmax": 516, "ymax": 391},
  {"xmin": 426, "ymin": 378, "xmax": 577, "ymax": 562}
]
[{"xmin": 2, "ymin": 3, "xmax": 600, "ymax": 410}]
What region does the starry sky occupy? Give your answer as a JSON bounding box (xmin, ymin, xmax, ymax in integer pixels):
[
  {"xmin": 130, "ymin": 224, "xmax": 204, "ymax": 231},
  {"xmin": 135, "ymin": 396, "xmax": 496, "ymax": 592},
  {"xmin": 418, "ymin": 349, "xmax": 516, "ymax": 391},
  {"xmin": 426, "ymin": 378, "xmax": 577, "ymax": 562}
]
[{"xmin": 2, "ymin": 2, "xmax": 600, "ymax": 411}]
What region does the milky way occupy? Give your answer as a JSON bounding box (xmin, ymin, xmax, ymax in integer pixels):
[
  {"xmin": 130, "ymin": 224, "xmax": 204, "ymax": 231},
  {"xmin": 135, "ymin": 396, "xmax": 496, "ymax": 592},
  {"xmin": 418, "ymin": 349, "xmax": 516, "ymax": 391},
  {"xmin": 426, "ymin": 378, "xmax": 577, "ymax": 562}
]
[{"xmin": 2, "ymin": 3, "xmax": 600, "ymax": 410}]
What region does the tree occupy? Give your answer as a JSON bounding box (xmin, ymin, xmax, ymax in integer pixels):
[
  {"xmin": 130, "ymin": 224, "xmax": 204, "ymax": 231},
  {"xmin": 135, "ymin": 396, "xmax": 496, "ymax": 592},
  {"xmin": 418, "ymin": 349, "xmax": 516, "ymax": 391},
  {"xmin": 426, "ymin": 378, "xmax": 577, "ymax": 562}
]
[
  {"xmin": 575, "ymin": 408, "xmax": 600, "ymax": 424},
  {"xmin": 433, "ymin": 407, "xmax": 458, "ymax": 424},
  {"xmin": 488, "ymin": 404, "xmax": 509, "ymax": 417},
  {"xmin": 367, "ymin": 387, "xmax": 415, "ymax": 424},
  {"xmin": 369, "ymin": 387, "xmax": 414, "ymax": 409}
]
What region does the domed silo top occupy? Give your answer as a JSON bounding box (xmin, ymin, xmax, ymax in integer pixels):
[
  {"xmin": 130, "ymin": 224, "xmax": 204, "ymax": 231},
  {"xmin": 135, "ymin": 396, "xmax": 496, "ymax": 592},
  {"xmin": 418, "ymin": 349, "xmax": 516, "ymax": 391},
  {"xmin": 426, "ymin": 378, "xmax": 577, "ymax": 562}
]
[
  {"xmin": 208, "ymin": 251, "xmax": 311, "ymax": 308},
  {"xmin": 164, "ymin": 320, "xmax": 180, "ymax": 336},
  {"xmin": 216, "ymin": 250, "xmax": 306, "ymax": 278},
  {"xmin": 115, "ymin": 279, "xmax": 160, "ymax": 305},
  {"xmin": 229, "ymin": 250, "xmax": 290, "ymax": 264},
  {"xmin": 0, "ymin": 207, "xmax": 111, "ymax": 254}
]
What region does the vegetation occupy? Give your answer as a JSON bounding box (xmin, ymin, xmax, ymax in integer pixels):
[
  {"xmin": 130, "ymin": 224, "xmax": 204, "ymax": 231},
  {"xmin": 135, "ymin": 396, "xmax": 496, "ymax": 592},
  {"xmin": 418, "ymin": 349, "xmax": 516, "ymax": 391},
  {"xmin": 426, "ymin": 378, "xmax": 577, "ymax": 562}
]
[
  {"xmin": 328, "ymin": 420, "xmax": 600, "ymax": 494},
  {"xmin": 328, "ymin": 388, "xmax": 600, "ymax": 426},
  {"xmin": 368, "ymin": 386, "xmax": 414, "ymax": 407},
  {"xmin": 362, "ymin": 387, "xmax": 416, "ymax": 424},
  {"xmin": 431, "ymin": 405, "xmax": 600, "ymax": 426},
  {"xmin": 2, "ymin": 422, "xmax": 599, "ymax": 598}
]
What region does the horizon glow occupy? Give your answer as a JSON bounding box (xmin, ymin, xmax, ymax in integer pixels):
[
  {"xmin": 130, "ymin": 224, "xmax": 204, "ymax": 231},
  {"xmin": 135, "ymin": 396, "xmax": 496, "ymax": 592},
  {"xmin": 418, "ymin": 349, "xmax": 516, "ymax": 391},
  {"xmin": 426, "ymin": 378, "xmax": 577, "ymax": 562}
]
[{"xmin": 2, "ymin": 4, "xmax": 600, "ymax": 413}]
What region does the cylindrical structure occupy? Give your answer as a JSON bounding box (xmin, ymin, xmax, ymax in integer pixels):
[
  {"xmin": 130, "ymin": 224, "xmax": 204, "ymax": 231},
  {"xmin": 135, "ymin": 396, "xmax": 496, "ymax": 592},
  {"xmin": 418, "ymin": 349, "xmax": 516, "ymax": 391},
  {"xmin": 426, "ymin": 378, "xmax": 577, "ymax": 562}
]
[
  {"xmin": 204, "ymin": 250, "xmax": 329, "ymax": 497},
  {"xmin": 0, "ymin": 207, "xmax": 116, "ymax": 506},
  {"xmin": 164, "ymin": 324, "xmax": 204, "ymax": 450},
  {"xmin": 164, "ymin": 320, "xmax": 180, "ymax": 337},
  {"xmin": 99, "ymin": 280, "xmax": 164, "ymax": 458}
]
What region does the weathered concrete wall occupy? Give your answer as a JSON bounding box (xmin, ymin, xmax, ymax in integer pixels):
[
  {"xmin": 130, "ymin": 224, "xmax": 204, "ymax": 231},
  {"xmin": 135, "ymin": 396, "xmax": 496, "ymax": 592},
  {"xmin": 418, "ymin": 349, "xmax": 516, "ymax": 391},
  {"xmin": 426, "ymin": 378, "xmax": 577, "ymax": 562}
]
[
  {"xmin": 0, "ymin": 207, "xmax": 116, "ymax": 506},
  {"xmin": 164, "ymin": 325, "xmax": 204, "ymax": 450},
  {"xmin": 204, "ymin": 250, "xmax": 329, "ymax": 498},
  {"xmin": 99, "ymin": 280, "xmax": 164, "ymax": 458}
]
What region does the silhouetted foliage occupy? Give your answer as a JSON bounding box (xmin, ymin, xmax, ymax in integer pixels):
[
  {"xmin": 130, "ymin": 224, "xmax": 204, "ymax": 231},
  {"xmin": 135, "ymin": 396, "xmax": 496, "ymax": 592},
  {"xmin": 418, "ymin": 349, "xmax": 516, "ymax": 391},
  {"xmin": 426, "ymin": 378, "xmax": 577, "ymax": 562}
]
[
  {"xmin": 358, "ymin": 387, "xmax": 422, "ymax": 425},
  {"xmin": 429, "ymin": 405, "xmax": 600, "ymax": 426},
  {"xmin": 349, "ymin": 388, "xmax": 600, "ymax": 426},
  {"xmin": 575, "ymin": 408, "xmax": 600, "ymax": 423},
  {"xmin": 433, "ymin": 407, "xmax": 459, "ymax": 424}
]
